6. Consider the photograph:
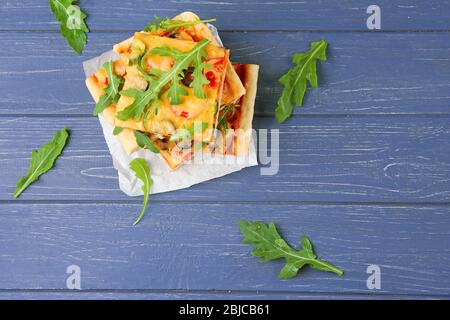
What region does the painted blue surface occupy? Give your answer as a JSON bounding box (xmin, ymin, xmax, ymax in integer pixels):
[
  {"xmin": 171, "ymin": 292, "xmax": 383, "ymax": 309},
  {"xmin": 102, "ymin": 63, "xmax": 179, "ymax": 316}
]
[{"xmin": 0, "ymin": 0, "xmax": 449, "ymax": 300}]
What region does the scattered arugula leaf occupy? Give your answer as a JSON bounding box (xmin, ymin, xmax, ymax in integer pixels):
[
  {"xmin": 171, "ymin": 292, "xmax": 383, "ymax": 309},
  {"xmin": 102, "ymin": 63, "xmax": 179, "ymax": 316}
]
[
  {"xmin": 144, "ymin": 15, "xmax": 216, "ymax": 33},
  {"xmin": 238, "ymin": 221, "xmax": 344, "ymax": 279},
  {"xmin": 13, "ymin": 128, "xmax": 69, "ymax": 198},
  {"xmin": 93, "ymin": 61, "xmax": 123, "ymax": 116},
  {"xmin": 134, "ymin": 131, "xmax": 160, "ymax": 154},
  {"xmin": 113, "ymin": 127, "xmax": 123, "ymax": 136},
  {"xmin": 129, "ymin": 158, "xmax": 153, "ymax": 225},
  {"xmin": 170, "ymin": 121, "xmax": 209, "ymax": 142},
  {"xmin": 49, "ymin": 0, "xmax": 89, "ymax": 54},
  {"xmin": 275, "ymin": 40, "xmax": 328, "ymax": 123},
  {"xmin": 117, "ymin": 39, "xmax": 210, "ymax": 121}
]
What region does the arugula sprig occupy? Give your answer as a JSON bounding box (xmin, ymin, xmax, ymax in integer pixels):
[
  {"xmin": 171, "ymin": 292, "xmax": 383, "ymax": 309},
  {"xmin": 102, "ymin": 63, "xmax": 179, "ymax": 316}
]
[
  {"xmin": 129, "ymin": 158, "xmax": 153, "ymax": 225},
  {"xmin": 49, "ymin": 0, "xmax": 89, "ymax": 54},
  {"xmin": 117, "ymin": 39, "xmax": 211, "ymax": 122},
  {"xmin": 144, "ymin": 15, "xmax": 216, "ymax": 33},
  {"xmin": 93, "ymin": 61, "xmax": 123, "ymax": 116},
  {"xmin": 14, "ymin": 128, "xmax": 69, "ymax": 198},
  {"xmin": 275, "ymin": 40, "xmax": 328, "ymax": 123},
  {"xmin": 134, "ymin": 131, "xmax": 160, "ymax": 154},
  {"xmin": 239, "ymin": 221, "xmax": 343, "ymax": 279}
]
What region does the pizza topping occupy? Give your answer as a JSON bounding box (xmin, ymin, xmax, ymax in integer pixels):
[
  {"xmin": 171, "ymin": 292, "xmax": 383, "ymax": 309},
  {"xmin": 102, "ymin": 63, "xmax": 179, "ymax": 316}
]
[
  {"xmin": 169, "ymin": 88, "xmax": 210, "ymax": 119},
  {"xmin": 114, "ymin": 59, "xmax": 128, "ymax": 77},
  {"xmin": 94, "ymin": 69, "xmax": 108, "ymax": 86},
  {"xmin": 117, "ymin": 39, "xmax": 211, "ymax": 122},
  {"xmin": 217, "ymin": 103, "xmax": 239, "ymax": 131},
  {"xmin": 181, "ymin": 67, "xmax": 195, "ymax": 87},
  {"xmin": 129, "ymin": 39, "xmax": 146, "ymax": 64},
  {"xmin": 205, "ymin": 71, "xmax": 216, "ymax": 88},
  {"xmin": 145, "ymin": 54, "xmax": 174, "ymax": 72},
  {"xmin": 144, "ymin": 15, "xmax": 216, "ymax": 34},
  {"xmin": 93, "ymin": 61, "xmax": 123, "ymax": 116}
]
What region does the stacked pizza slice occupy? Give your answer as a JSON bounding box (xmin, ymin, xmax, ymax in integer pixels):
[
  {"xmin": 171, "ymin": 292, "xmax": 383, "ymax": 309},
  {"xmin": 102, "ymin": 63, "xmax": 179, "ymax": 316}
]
[{"xmin": 85, "ymin": 12, "xmax": 259, "ymax": 170}]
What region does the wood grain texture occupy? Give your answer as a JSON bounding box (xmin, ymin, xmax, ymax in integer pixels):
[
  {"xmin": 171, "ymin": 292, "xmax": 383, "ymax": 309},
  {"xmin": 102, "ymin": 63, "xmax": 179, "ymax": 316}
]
[
  {"xmin": 0, "ymin": 291, "xmax": 442, "ymax": 300},
  {"xmin": 1, "ymin": 116, "xmax": 449, "ymax": 202},
  {"xmin": 1, "ymin": 31, "xmax": 450, "ymax": 116},
  {"xmin": 1, "ymin": 0, "xmax": 450, "ymax": 299},
  {"xmin": 0, "ymin": 202, "xmax": 449, "ymax": 295},
  {"xmin": 1, "ymin": 0, "xmax": 449, "ymax": 31}
]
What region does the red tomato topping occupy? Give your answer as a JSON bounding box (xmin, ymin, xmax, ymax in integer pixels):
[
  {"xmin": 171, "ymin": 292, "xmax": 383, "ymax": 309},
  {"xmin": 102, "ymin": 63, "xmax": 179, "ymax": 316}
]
[
  {"xmin": 205, "ymin": 71, "xmax": 216, "ymax": 88},
  {"xmin": 213, "ymin": 58, "xmax": 225, "ymax": 73},
  {"xmin": 180, "ymin": 111, "xmax": 189, "ymax": 118}
]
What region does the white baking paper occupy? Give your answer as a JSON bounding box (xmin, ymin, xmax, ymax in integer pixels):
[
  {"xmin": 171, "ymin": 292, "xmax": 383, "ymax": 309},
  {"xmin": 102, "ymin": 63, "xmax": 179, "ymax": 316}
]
[{"xmin": 83, "ymin": 25, "xmax": 258, "ymax": 196}]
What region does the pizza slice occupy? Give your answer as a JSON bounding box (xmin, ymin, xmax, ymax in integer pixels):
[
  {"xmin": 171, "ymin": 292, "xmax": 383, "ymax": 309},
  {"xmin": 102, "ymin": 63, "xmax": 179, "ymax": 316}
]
[
  {"xmin": 154, "ymin": 63, "xmax": 259, "ymax": 170},
  {"xmin": 88, "ymin": 34, "xmax": 228, "ymax": 142}
]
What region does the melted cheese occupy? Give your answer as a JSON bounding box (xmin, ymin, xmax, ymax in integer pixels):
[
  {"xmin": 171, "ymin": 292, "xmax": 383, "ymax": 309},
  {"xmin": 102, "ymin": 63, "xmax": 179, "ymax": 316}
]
[
  {"xmin": 112, "ymin": 34, "xmax": 227, "ymax": 142},
  {"xmin": 134, "ymin": 33, "xmax": 225, "ymax": 59}
]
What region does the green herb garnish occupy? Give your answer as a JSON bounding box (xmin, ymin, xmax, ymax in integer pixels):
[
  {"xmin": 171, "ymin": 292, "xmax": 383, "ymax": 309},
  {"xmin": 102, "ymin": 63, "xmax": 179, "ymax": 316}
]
[
  {"xmin": 117, "ymin": 39, "xmax": 211, "ymax": 122},
  {"xmin": 217, "ymin": 104, "xmax": 239, "ymax": 130},
  {"xmin": 134, "ymin": 131, "xmax": 160, "ymax": 154},
  {"xmin": 144, "ymin": 15, "xmax": 216, "ymax": 33},
  {"xmin": 275, "ymin": 40, "xmax": 328, "ymax": 123},
  {"xmin": 49, "ymin": 0, "xmax": 89, "ymax": 54},
  {"xmin": 170, "ymin": 122, "xmax": 209, "ymax": 142},
  {"xmin": 93, "ymin": 61, "xmax": 123, "ymax": 116},
  {"xmin": 13, "ymin": 128, "xmax": 69, "ymax": 198},
  {"xmin": 238, "ymin": 221, "xmax": 344, "ymax": 279},
  {"xmin": 113, "ymin": 127, "xmax": 123, "ymax": 135},
  {"xmin": 129, "ymin": 158, "xmax": 153, "ymax": 225}
]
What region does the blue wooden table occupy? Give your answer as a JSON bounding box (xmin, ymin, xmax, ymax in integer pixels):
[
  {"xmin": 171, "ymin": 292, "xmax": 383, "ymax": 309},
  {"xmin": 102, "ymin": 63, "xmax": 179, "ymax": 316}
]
[{"xmin": 0, "ymin": 0, "xmax": 449, "ymax": 300}]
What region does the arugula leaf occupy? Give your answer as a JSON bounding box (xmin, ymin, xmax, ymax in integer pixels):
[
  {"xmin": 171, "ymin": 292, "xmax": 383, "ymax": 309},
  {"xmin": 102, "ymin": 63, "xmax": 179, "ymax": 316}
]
[
  {"xmin": 49, "ymin": 0, "xmax": 89, "ymax": 54},
  {"xmin": 134, "ymin": 131, "xmax": 160, "ymax": 154},
  {"xmin": 150, "ymin": 39, "xmax": 210, "ymax": 104},
  {"xmin": 190, "ymin": 49, "xmax": 210, "ymax": 99},
  {"xmin": 169, "ymin": 121, "xmax": 209, "ymax": 142},
  {"xmin": 275, "ymin": 40, "xmax": 328, "ymax": 123},
  {"xmin": 113, "ymin": 127, "xmax": 123, "ymax": 135},
  {"xmin": 117, "ymin": 39, "xmax": 210, "ymax": 121},
  {"xmin": 238, "ymin": 221, "xmax": 344, "ymax": 279},
  {"xmin": 93, "ymin": 61, "xmax": 123, "ymax": 116},
  {"xmin": 217, "ymin": 104, "xmax": 239, "ymax": 131},
  {"xmin": 129, "ymin": 158, "xmax": 153, "ymax": 225},
  {"xmin": 144, "ymin": 15, "xmax": 216, "ymax": 33},
  {"xmin": 13, "ymin": 128, "xmax": 69, "ymax": 198}
]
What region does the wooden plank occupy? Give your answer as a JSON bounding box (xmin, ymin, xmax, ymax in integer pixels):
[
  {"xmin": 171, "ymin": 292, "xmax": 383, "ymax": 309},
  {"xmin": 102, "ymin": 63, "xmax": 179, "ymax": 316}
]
[
  {"xmin": 1, "ymin": 1, "xmax": 449, "ymax": 31},
  {"xmin": 1, "ymin": 115, "xmax": 449, "ymax": 202},
  {"xmin": 0, "ymin": 291, "xmax": 441, "ymax": 300},
  {"xmin": 1, "ymin": 31, "xmax": 450, "ymax": 116},
  {"xmin": 0, "ymin": 202, "xmax": 449, "ymax": 295}
]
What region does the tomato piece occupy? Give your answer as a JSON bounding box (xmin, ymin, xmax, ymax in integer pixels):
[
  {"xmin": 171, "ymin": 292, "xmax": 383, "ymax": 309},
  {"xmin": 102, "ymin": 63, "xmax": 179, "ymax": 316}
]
[
  {"xmin": 205, "ymin": 71, "xmax": 216, "ymax": 88},
  {"xmin": 213, "ymin": 57, "xmax": 225, "ymax": 73}
]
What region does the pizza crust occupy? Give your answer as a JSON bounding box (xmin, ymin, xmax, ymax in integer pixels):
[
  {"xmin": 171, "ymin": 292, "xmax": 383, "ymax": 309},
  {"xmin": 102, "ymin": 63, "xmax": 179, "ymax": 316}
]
[{"xmin": 236, "ymin": 64, "xmax": 259, "ymax": 155}]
